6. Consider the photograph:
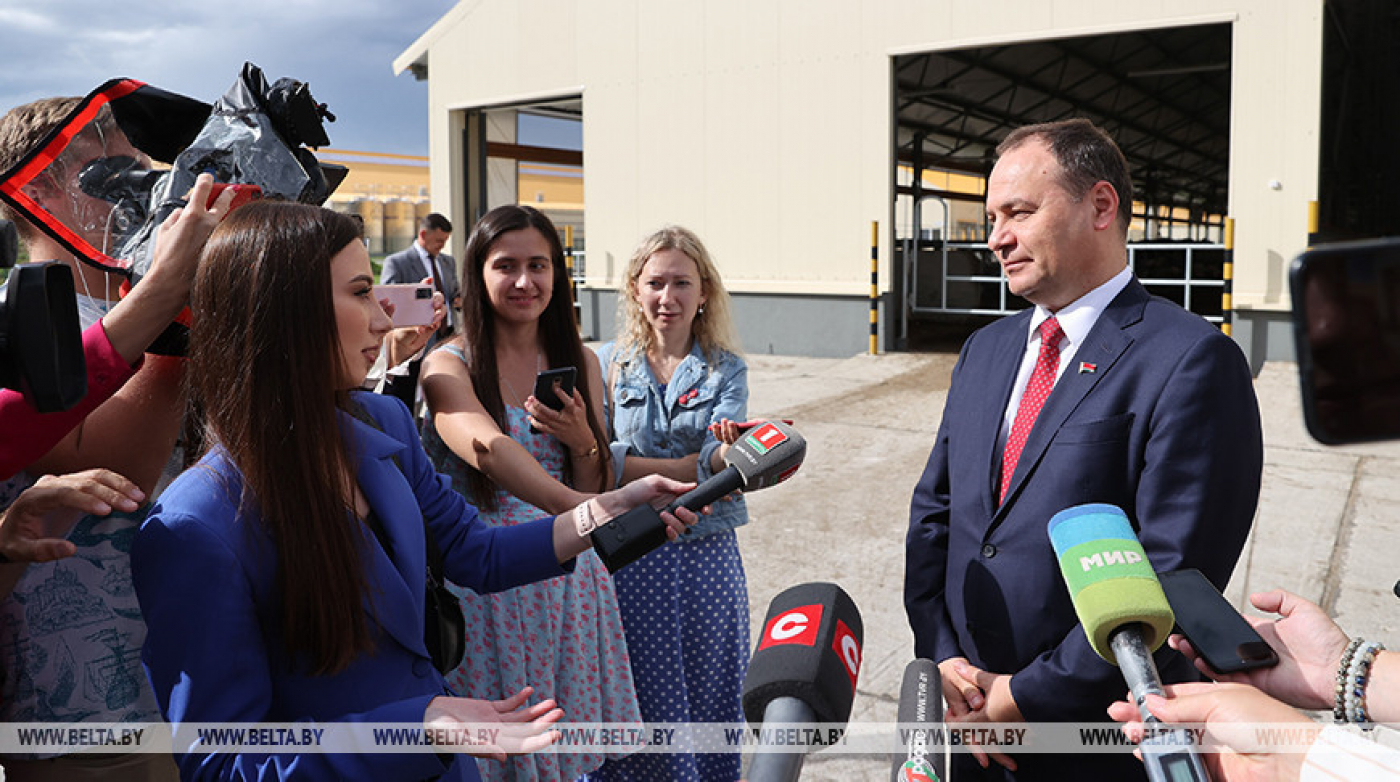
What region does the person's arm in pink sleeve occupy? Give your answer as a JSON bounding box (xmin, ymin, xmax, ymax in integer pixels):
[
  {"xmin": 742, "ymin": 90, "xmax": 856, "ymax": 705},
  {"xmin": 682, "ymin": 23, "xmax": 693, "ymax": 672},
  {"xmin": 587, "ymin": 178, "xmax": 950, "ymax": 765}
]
[{"xmin": 0, "ymin": 321, "xmax": 138, "ymax": 480}]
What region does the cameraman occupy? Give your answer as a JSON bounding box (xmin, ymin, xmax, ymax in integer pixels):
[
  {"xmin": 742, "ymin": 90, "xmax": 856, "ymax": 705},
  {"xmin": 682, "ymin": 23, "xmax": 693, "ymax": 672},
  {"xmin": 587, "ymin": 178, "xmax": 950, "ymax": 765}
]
[
  {"xmin": 0, "ymin": 181, "xmax": 226, "ymax": 478},
  {"xmin": 0, "ymin": 96, "xmax": 224, "ymax": 782}
]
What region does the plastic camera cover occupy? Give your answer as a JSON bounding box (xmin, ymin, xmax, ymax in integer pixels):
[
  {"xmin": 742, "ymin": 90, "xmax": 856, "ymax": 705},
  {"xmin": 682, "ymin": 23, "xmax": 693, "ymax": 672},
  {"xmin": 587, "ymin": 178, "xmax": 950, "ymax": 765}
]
[{"xmin": 0, "ymin": 63, "xmax": 339, "ymax": 283}]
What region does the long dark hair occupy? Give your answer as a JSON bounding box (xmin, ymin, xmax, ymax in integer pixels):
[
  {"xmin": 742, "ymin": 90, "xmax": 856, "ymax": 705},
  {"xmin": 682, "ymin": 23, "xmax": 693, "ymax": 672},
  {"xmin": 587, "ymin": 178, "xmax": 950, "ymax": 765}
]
[
  {"xmin": 456, "ymin": 204, "xmax": 608, "ymax": 509},
  {"xmin": 188, "ymin": 200, "xmax": 373, "ymax": 675}
]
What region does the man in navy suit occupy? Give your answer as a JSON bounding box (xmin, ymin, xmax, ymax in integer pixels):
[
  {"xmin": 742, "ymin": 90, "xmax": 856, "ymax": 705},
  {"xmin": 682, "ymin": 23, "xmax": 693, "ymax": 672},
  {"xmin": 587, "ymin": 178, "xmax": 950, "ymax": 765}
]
[
  {"xmin": 381, "ymin": 212, "xmax": 459, "ymax": 408},
  {"xmin": 904, "ymin": 119, "xmax": 1263, "ymax": 780}
]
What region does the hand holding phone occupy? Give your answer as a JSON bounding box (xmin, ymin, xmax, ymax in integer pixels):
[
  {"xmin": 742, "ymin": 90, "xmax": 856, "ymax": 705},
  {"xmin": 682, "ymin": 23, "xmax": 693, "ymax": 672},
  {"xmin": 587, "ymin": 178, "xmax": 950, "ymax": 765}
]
[
  {"xmin": 1159, "ymin": 568, "xmax": 1278, "ymax": 675},
  {"xmin": 529, "ymin": 367, "xmax": 577, "ymax": 434},
  {"xmin": 378, "ymin": 284, "xmax": 436, "ymax": 327},
  {"xmin": 1173, "ymin": 587, "xmax": 1352, "ymax": 711}
]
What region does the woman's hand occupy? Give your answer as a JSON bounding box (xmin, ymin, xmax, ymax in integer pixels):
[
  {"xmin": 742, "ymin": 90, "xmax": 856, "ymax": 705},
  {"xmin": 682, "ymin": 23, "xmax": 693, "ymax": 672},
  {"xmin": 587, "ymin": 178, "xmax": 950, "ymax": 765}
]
[
  {"xmin": 708, "ymin": 418, "xmax": 744, "ymax": 445},
  {"xmin": 524, "ymin": 386, "xmax": 595, "ymax": 454},
  {"xmin": 0, "ymin": 469, "xmax": 144, "ymax": 563},
  {"xmin": 1169, "ymin": 589, "xmax": 1349, "ymax": 711},
  {"xmin": 555, "ymin": 475, "xmax": 702, "ymax": 561},
  {"xmin": 381, "ymin": 287, "xmax": 447, "ymax": 367},
  {"xmin": 423, "ymin": 687, "xmax": 562, "ymax": 762},
  {"xmin": 598, "ymin": 474, "xmax": 702, "ymax": 540},
  {"xmin": 1109, "ymin": 682, "xmax": 1310, "ymax": 782}
]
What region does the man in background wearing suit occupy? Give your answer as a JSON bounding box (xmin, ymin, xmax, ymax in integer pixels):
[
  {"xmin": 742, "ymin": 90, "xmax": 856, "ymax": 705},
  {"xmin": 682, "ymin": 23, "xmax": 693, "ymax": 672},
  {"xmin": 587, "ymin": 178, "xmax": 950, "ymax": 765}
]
[
  {"xmin": 903, "ymin": 119, "xmax": 1263, "ymax": 781},
  {"xmin": 381, "ymin": 212, "xmax": 459, "ymax": 409}
]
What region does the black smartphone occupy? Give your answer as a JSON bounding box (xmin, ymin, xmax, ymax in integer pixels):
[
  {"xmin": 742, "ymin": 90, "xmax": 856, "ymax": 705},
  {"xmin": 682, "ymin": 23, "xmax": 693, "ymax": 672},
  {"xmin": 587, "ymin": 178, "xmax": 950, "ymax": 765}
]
[
  {"xmin": 1290, "ymin": 238, "xmax": 1400, "ymax": 444},
  {"xmin": 529, "ymin": 367, "xmax": 576, "ymax": 434},
  {"xmin": 1158, "ymin": 568, "xmax": 1278, "ymax": 674}
]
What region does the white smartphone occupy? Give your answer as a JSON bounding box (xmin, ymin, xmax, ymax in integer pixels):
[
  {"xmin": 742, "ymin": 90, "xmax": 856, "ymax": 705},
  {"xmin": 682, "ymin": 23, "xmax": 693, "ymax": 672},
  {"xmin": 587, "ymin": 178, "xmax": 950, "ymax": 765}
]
[{"xmin": 377, "ymin": 284, "xmax": 435, "ymax": 327}]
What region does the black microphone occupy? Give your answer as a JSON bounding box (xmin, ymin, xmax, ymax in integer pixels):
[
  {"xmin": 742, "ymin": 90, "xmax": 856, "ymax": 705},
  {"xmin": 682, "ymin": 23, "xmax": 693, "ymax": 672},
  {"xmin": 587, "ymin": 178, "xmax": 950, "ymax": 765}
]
[
  {"xmin": 891, "ymin": 659, "xmax": 944, "ymax": 782},
  {"xmin": 1048, "ymin": 504, "xmax": 1209, "ymax": 782},
  {"xmin": 591, "ymin": 420, "xmax": 805, "ymax": 572},
  {"xmin": 741, "ymin": 582, "xmax": 863, "ymax": 782}
]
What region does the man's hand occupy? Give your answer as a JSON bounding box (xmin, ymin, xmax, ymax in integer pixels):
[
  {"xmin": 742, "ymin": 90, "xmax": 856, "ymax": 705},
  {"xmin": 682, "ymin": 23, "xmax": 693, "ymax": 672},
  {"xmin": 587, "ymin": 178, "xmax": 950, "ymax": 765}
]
[
  {"xmin": 102, "ymin": 172, "xmax": 229, "ymax": 364},
  {"xmin": 938, "ymin": 656, "xmax": 983, "ymax": 717},
  {"xmin": 939, "ymin": 658, "xmax": 1019, "ymax": 771},
  {"xmin": 0, "ymin": 469, "xmax": 144, "ymax": 564}
]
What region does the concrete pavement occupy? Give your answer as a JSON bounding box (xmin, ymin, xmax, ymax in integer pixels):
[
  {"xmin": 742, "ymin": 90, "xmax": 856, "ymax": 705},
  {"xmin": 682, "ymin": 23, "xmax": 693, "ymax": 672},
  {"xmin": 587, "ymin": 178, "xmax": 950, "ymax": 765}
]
[{"xmin": 733, "ymin": 351, "xmax": 1400, "ymax": 779}]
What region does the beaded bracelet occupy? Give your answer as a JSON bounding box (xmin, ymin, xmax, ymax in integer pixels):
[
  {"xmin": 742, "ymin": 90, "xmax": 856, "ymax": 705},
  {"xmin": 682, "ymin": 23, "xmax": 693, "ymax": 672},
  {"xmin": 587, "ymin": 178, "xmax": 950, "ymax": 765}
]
[
  {"xmin": 1347, "ymin": 641, "xmax": 1384, "ymax": 728},
  {"xmin": 1335, "ymin": 637, "xmax": 1385, "ymax": 728},
  {"xmin": 1336, "ymin": 638, "xmax": 1365, "ymax": 723}
]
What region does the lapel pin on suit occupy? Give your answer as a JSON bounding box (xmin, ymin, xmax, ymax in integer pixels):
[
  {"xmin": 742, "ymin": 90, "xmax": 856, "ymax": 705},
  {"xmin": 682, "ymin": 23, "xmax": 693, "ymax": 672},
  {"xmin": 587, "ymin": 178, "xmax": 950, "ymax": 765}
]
[{"xmin": 1079, "ymin": 362, "xmax": 1097, "ymax": 374}]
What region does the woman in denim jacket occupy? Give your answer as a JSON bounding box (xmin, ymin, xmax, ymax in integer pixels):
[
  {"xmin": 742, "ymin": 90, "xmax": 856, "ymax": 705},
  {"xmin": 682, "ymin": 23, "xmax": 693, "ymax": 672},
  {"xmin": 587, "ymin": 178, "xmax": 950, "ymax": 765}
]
[{"xmin": 595, "ymin": 226, "xmax": 750, "ymax": 782}]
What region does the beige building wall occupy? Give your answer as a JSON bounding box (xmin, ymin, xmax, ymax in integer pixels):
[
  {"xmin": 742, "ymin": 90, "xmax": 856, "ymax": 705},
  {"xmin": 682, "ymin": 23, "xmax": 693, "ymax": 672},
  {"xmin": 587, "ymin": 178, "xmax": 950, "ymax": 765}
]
[{"xmin": 403, "ymin": 0, "xmax": 1322, "ymax": 316}]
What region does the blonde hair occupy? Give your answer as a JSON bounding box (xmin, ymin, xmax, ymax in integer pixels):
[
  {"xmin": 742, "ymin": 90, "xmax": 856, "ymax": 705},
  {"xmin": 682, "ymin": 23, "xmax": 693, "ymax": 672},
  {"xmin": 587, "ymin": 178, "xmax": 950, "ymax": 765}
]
[{"xmin": 615, "ymin": 225, "xmax": 742, "ymax": 363}]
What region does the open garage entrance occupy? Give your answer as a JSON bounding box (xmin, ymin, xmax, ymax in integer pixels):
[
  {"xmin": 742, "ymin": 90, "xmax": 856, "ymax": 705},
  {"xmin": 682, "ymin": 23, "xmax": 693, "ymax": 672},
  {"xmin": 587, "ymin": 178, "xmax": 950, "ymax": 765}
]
[{"xmin": 891, "ymin": 22, "xmax": 1233, "ymax": 350}]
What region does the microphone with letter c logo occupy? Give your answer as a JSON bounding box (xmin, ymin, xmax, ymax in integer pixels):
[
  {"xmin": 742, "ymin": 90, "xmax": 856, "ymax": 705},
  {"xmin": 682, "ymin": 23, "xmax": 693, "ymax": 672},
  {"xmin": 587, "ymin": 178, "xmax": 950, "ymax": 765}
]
[{"xmin": 742, "ymin": 582, "xmax": 863, "ymax": 782}]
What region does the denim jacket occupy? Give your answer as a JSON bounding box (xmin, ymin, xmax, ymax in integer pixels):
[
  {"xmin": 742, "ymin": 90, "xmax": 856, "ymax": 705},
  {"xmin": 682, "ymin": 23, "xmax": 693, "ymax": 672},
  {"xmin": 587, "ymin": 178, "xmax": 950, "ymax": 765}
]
[{"xmin": 597, "ymin": 341, "xmax": 749, "ymax": 538}]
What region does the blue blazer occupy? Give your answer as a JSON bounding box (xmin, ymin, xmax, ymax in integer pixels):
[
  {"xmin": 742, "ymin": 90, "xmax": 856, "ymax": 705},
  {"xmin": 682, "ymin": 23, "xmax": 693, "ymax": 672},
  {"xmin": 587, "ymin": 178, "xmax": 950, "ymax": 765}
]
[
  {"xmin": 133, "ymin": 391, "xmax": 570, "ymax": 781},
  {"xmin": 904, "ymin": 280, "xmax": 1263, "ymax": 780}
]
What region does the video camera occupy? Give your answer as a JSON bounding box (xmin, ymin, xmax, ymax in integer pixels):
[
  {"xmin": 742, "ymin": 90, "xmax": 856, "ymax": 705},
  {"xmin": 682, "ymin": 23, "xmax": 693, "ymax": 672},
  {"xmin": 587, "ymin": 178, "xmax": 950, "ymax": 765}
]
[
  {"xmin": 0, "ymin": 219, "xmax": 86, "ymax": 412},
  {"xmin": 0, "ymin": 62, "xmax": 345, "ymax": 285},
  {"xmin": 0, "ymin": 62, "xmax": 344, "ymax": 399}
]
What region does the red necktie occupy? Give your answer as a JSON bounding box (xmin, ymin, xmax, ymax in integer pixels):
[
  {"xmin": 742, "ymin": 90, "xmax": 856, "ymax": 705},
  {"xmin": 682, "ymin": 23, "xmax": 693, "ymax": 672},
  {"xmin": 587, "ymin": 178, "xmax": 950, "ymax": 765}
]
[{"xmin": 999, "ymin": 317, "xmax": 1064, "ymax": 505}]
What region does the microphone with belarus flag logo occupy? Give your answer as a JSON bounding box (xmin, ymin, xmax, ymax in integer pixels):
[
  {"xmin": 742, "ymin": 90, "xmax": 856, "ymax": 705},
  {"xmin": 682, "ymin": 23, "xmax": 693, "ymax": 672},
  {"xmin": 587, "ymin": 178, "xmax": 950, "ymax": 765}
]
[
  {"xmin": 591, "ymin": 420, "xmax": 805, "ymax": 573},
  {"xmin": 890, "ymin": 658, "xmax": 944, "ymax": 782},
  {"xmin": 741, "ymin": 582, "xmax": 862, "ymax": 782},
  {"xmin": 1047, "ymin": 503, "xmax": 1209, "ymax": 782}
]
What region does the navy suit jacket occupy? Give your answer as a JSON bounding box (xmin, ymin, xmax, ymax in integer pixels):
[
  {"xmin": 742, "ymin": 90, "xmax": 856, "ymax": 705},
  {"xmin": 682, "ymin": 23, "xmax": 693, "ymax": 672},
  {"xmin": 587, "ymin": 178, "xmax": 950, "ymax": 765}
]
[
  {"xmin": 904, "ymin": 279, "xmax": 1263, "ymax": 779},
  {"xmin": 133, "ymin": 391, "xmax": 570, "ymax": 781}
]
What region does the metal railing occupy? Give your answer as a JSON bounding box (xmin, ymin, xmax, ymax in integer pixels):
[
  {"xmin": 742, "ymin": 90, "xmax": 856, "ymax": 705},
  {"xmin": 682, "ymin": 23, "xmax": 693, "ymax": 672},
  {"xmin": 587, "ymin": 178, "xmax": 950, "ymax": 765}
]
[{"xmin": 906, "ymin": 241, "xmax": 1226, "ymax": 324}]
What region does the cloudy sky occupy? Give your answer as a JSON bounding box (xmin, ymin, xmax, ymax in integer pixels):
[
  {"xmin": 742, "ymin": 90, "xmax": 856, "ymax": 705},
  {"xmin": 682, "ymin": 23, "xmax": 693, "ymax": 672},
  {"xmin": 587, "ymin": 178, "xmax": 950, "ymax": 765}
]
[{"xmin": 0, "ymin": 0, "xmax": 456, "ymax": 156}]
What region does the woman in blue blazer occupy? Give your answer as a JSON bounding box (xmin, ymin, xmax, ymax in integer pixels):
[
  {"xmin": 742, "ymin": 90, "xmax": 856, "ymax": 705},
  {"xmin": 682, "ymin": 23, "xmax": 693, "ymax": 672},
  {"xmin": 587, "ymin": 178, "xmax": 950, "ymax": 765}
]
[{"xmin": 131, "ymin": 201, "xmax": 695, "ymax": 781}]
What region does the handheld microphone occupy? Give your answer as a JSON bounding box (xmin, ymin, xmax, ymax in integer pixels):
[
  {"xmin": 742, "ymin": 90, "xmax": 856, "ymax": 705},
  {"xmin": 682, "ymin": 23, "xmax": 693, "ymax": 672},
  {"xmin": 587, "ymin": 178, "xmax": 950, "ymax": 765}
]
[
  {"xmin": 1047, "ymin": 503, "xmax": 1209, "ymax": 782},
  {"xmin": 742, "ymin": 582, "xmax": 863, "ymax": 782},
  {"xmin": 591, "ymin": 420, "xmax": 805, "ymax": 572},
  {"xmin": 891, "ymin": 659, "xmax": 943, "ymax": 782}
]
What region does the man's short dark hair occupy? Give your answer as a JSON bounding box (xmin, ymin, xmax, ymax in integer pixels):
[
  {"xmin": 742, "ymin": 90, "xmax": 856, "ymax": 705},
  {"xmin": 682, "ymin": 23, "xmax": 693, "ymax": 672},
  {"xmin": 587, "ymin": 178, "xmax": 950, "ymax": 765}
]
[
  {"xmin": 997, "ymin": 118, "xmax": 1133, "ymax": 234},
  {"xmin": 420, "ymin": 212, "xmax": 452, "ymax": 234}
]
